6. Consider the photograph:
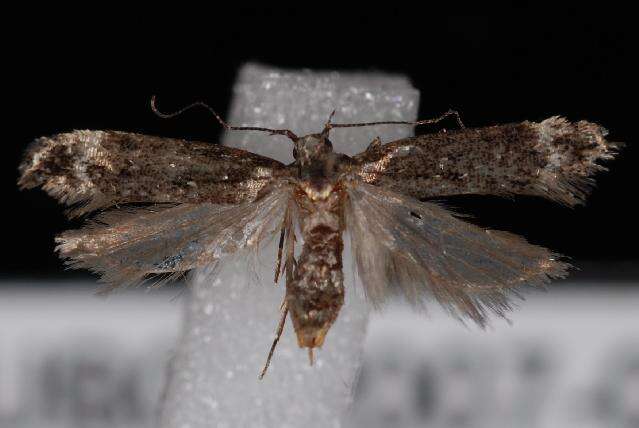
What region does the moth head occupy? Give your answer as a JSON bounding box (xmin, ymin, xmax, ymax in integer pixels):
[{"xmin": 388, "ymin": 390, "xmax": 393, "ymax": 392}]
[
  {"xmin": 291, "ymin": 110, "xmax": 337, "ymax": 167},
  {"xmin": 292, "ymin": 133, "xmax": 333, "ymax": 166}
]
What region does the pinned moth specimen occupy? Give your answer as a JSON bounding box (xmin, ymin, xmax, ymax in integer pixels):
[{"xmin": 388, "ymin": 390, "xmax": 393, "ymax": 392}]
[{"xmin": 18, "ymin": 99, "xmax": 620, "ymax": 378}]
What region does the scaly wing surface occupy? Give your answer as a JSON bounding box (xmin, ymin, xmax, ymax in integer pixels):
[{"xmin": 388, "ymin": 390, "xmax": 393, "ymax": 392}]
[
  {"xmin": 18, "ymin": 130, "xmax": 286, "ymax": 216},
  {"xmin": 345, "ymin": 183, "xmax": 569, "ymax": 326},
  {"xmin": 353, "ymin": 117, "xmax": 620, "ymax": 206},
  {"xmin": 56, "ymin": 186, "xmax": 291, "ymax": 291}
]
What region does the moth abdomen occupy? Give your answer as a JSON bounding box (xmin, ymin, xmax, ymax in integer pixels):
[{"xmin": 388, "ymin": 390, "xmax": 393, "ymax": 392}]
[{"xmin": 286, "ymin": 187, "xmax": 345, "ymax": 349}]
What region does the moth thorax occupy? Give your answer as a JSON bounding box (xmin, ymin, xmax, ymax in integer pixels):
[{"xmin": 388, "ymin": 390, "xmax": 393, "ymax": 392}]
[{"xmin": 300, "ymin": 181, "xmax": 335, "ymax": 201}]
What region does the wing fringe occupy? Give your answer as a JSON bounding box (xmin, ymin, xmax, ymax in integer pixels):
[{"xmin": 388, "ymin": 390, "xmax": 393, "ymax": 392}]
[
  {"xmin": 534, "ymin": 116, "xmax": 622, "ymax": 206},
  {"xmin": 18, "ymin": 132, "xmax": 112, "ymax": 217},
  {"xmin": 56, "ymin": 187, "xmax": 290, "ymax": 292},
  {"xmin": 346, "ymin": 183, "xmax": 569, "ymax": 327}
]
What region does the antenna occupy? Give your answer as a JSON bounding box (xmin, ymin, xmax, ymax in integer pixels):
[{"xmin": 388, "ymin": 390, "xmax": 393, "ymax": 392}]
[
  {"xmin": 151, "ymin": 96, "xmax": 299, "ymax": 141},
  {"xmin": 326, "ymin": 109, "xmax": 465, "ymax": 130}
]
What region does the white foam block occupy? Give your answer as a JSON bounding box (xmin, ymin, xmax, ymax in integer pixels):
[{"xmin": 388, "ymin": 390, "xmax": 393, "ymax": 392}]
[{"xmin": 159, "ymin": 63, "xmax": 419, "ymax": 428}]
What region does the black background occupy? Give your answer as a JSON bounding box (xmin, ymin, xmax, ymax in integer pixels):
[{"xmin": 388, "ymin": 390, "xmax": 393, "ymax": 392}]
[{"xmin": 4, "ymin": 8, "xmax": 636, "ymax": 280}]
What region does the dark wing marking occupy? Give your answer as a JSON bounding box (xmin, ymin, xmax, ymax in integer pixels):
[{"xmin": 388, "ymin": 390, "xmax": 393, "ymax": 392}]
[
  {"xmin": 18, "ymin": 130, "xmax": 287, "ymax": 216},
  {"xmin": 345, "ymin": 183, "xmax": 568, "ymax": 326},
  {"xmin": 56, "ymin": 186, "xmax": 291, "ymax": 291},
  {"xmin": 353, "ymin": 117, "xmax": 621, "ymax": 206}
]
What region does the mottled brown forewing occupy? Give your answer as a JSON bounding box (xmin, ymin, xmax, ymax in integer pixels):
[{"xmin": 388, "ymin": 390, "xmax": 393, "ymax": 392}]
[
  {"xmin": 354, "ymin": 117, "xmax": 620, "ymax": 206},
  {"xmin": 18, "ymin": 130, "xmax": 286, "ymax": 216}
]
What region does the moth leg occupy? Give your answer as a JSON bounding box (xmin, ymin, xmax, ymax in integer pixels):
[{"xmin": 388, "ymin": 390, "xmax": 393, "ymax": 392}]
[
  {"xmin": 259, "ymin": 210, "xmax": 297, "ymax": 379},
  {"xmin": 275, "ymin": 206, "xmax": 295, "ymax": 284},
  {"xmin": 439, "ymin": 109, "xmax": 464, "ymax": 129},
  {"xmin": 411, "ymin": 109, "xmax": 465, "ymax": 129},
  {"xmin": 284, "ymin": 210, "xmax": 296, "ymax": 283},
  {"xmin": 366, "ymin": 136, "xmax": 382, "ymax": 151},
  {"xmin": 273, "ymin": 225, "xmax": 286, "ymax": 284},
  {"xmin": 259, "ymin": 299, "xmax": 289, "ymax": 379}
]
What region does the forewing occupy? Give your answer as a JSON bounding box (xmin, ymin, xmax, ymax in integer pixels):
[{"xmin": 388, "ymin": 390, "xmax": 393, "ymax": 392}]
[
  {"xmin": 18, "ymin": 130, "xmax": 286, "ymax": 216},
  {"xmin": 345, "ymin": 183, "xmax": 568, "ymax": 326},
  {"xmin": 353, "ymin": 117, "xmax": 621, "ymax": 206},
  {"xmin": 56, "ymin": 185, "xmax": 291, "ymax": 291}
]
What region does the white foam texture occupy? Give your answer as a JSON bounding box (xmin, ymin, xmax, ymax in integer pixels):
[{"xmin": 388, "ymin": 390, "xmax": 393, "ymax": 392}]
[{"xmin": 159, "ymin": 63, "xmax": 419, "ymax": 428}]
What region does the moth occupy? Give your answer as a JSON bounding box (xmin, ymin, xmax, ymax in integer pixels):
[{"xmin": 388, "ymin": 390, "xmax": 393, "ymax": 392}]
[{"xmin": 18, "ymin": 98, "xmax": 620, "ymax": 378}]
